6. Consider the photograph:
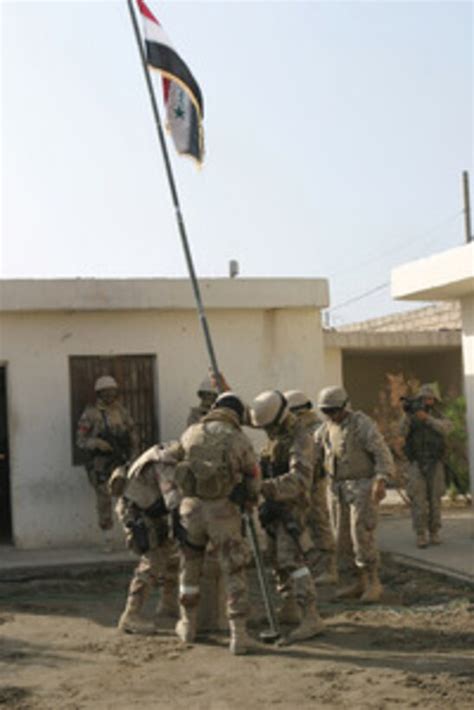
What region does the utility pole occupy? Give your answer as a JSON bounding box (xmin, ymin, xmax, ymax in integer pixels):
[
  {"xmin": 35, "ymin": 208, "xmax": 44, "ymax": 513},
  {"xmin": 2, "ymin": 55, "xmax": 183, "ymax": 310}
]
[{"xmin": 462, "ymin": 170, "xmax": 472, "ymax": 243}]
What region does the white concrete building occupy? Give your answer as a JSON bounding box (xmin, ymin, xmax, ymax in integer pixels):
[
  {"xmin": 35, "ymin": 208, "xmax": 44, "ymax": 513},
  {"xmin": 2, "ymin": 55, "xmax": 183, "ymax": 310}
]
[
  {"xmin": 0, "ymin": 277, "xmax": 328, "ymax": 549},
  {"xmin": 392, "ymin": 242, "xmax": 474, "ymax": 498}
]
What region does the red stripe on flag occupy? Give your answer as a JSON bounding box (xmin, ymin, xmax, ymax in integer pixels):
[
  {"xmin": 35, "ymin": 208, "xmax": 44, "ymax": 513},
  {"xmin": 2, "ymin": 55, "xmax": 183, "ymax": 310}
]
[
  {"xmin": 162, "ymin": 77, "xmax": 170, "ymax": 103},
  {"xmin": 137, "ymin": 0, "xmax": 160, "ymax": 26}
]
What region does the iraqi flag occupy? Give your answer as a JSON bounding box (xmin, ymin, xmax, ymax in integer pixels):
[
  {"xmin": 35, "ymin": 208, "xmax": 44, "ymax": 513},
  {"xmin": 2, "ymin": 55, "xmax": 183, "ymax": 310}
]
[{"xmin": 137, "ymin": 0, "xmax": 204, "ymax": 164}]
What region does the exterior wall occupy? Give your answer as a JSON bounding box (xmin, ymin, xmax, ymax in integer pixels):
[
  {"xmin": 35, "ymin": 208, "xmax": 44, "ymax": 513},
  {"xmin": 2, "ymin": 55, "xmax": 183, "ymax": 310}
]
[
  {"xmin": 460, "ymin": 294, "xmax": 474, "ymax": 499},
  {"xmin": 342, "ymin": 349, "xmax": 463, "ymax": 416},
  {"xmin": 0, "ymin": 305, "xmax": 326, "ymax": 549},
  {"xmin": 323, "ymin": 347, "xmax": 343, "ymax": 389}
]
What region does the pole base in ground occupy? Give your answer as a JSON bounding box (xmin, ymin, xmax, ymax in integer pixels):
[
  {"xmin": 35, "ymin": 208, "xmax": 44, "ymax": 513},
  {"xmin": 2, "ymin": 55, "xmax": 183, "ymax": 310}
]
[{"xmin": 259, "ymin": 629, "xmax": 280, "ymax": 643}]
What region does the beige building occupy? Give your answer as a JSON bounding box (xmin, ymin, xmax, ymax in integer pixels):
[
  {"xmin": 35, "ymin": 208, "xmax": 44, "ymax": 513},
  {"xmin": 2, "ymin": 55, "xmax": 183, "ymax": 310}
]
[
  {"xmin": 324, "ymin": 302, "xmax": 463, "ymax": 415},
  {"xmin": 0, "ymin": 277, "xmax": 328, "ymax": 549}
]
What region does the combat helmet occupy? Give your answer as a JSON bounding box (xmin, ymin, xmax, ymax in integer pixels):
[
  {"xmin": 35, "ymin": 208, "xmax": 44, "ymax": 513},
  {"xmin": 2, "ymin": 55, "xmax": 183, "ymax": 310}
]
[
  {"xmin": 317, "ymin": 386, "xmax": 348, "ymax": 411},
  {"xmin": 94, "ymin": 375, "xmax": 118, "ymax": 392},
  {"xmin": 284, "ymin": 390, "xmax": 313, "ymax": 413},
  {"xmin": 214, "ymin": 392, "xmax": 246, "ymax": 423},
  {"xmin": 249, "ymin": 390, "xmax": 289, "ymax": 428},
  {"xmin": 197, "ymin": 376, "xmax": 217, "ymax": 398},
  {"xmin": 417, "ymin": 383, "xmax": 441, "ymax": 401}
]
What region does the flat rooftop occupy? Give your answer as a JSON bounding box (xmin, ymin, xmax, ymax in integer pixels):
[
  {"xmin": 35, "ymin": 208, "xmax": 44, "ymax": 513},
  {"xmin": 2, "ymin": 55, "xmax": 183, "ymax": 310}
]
[{"xmin": 0, "ymin": 278, "xmax": 329, "ymax": 312}]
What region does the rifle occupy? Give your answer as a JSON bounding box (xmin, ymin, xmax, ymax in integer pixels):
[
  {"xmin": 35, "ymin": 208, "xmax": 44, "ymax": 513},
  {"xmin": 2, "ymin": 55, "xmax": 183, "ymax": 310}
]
[{"xmin": 94, "ymin": 411, "xmax": 132, "ymax": 483}]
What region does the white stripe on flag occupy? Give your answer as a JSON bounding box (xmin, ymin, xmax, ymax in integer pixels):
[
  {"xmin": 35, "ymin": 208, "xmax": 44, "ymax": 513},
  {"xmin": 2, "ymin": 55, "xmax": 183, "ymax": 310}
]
[{"xmin": 141, "ymin": 14, "xmax": 173, "ymax": 50}]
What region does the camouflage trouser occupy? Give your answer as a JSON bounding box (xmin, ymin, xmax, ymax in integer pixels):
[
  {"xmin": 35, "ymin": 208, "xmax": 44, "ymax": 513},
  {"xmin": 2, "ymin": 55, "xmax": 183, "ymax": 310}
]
[
  {"xmin": 307, "ymin": 477, "xmax": 336, "ymax": 556},
  {"xmin": 87, "ymin": 469, "xmax": 113, "ymax": 530},
  {"xmin": 178, "ymin": 497, "xmax": 251, "ymax": 619},
  {"xmin": 329, "ymin": 478, "xmax": 379, "ymax": 571},
  {"xmin": 126, "ymin": 540, "xmax": 178, "ymax": 609},
  {"xmin": 406, "ymin": 461, "xmax": 445, "ymax": 534},
  {"xmin": 266, "ymin": 521, "xmax": 317, "ymax": 608}
]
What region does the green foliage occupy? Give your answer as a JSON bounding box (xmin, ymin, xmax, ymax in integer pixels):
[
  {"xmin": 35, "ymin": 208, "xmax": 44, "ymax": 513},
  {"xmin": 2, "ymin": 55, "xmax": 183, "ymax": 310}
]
[{"xmin": 442, "ymin": 396, "xmax": 470, "ymax": 496}]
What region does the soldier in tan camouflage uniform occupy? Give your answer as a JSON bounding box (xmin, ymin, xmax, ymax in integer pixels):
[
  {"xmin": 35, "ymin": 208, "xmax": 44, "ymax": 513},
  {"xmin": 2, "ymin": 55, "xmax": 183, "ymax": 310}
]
[
  {"xmin": 250, "ymin": 390, "xmax": 324, "ymax": 643},
  {"xmin": 186, "ymin": 373, "xmax": 227, "ymax": 633},
  {"xmin": 76, "ymin": 375, "xmax": 139, "ymax": 549},
  {"xmin": 284, "ymin": 390, "xmax": 337, "ymax": 585},
  {"xmin": 399, "ymin": 384, "xmax": 453, "ymax": 548},
  {"xmin": 314, "ymin": 386, "xmax": 394, "ymax": 603},
  {"xmin": 173, "ymin": 392, "xmax": 261, "ymax": 655},
  {"xmin": 186, "ymin": 376, "xmax": 218, "ymax": 426},
  {"xmin": 114, "ymin": 443, "xmax": 182, "ymax": 634}
]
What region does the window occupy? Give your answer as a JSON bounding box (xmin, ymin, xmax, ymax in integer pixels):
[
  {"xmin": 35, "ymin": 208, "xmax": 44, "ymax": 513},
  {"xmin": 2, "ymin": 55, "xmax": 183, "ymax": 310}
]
[{"xmin": 69, "ymin": 354, "xmax": 158, "ymax": 465}]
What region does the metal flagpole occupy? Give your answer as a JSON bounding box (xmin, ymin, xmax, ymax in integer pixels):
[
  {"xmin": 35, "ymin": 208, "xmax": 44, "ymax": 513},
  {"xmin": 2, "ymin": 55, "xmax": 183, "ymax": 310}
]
[{"xmin": 126, "ymin": 0, "xmax": 222, "ymax": 391}]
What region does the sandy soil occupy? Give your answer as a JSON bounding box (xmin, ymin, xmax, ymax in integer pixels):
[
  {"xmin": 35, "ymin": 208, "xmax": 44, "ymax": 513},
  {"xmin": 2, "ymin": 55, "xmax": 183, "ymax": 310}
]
[{"xmin": 0, "ymin": 554, "xmax": 473, "ymax": 710}]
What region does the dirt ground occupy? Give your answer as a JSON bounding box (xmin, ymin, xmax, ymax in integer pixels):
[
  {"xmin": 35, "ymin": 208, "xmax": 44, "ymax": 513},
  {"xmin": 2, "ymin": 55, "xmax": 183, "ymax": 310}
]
[{"xmin": 0, "ymin": 554, "xmax": 473, "ymax": 710}]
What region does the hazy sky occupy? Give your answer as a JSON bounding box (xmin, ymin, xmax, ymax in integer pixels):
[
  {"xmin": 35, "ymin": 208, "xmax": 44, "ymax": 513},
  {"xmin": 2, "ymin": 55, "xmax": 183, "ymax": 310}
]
[{"xmin": 1, "ymin": 0, "xmax": 472, "ymax": 325}]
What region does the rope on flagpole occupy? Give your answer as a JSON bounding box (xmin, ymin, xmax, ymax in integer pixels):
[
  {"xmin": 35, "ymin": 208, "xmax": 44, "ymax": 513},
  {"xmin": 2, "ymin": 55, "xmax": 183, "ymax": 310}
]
[{"xmin": 126, "ymin": 0, "xmax": 223, "ymax": 392}]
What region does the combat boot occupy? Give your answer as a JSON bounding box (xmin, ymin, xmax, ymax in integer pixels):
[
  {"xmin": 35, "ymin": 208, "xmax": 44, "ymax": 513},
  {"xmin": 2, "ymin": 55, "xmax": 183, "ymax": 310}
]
[
  {"xmin": 429, "ymin": 531, "xmax": 441, "ymax": 545},
  {"xmin": 118, "ymin": 599, "xmax": 156, "ymax": 635},
  {"xmin": 229, "ymin": 618, "xmax": 261, "ymax": 655},
  {"xmin": 360, "ymin": 569, "xmax": 383, "ymax": 603},
  {"xmin": 282, "ymin": 603, "xmax": 325, "ymax": 644},
  {"xmin": 277, "ymin": 595, "xmax": 301, "ymax": 625},
  {"xmin": 155, "ymin": 585, "xmax": 179, "ymax": 621},
  {"xmin": 175, "ymin": 606, "xmax": 198, "ymax": 643},
  {"xmin": 416, "ymin": 532, "xmax": 428, "ymax": 548},
  {"xmin": 335, "ymin": 570, "xmax": 368, "ymax": 600},
  {"xmin": 314, "ymin": 556, "xmax": 338, "ymax": 586}
]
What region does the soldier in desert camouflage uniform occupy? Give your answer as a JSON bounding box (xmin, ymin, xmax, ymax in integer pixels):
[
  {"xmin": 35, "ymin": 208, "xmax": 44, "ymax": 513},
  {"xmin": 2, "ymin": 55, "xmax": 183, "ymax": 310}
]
[
  {"xmin": 173, "ymin": 392, "xmax": 261, "ymax": 655},
  {"xmin": 250, "ymin": 390, "xmax": 324, "ymax": 644},
  {"xmin": 186, "ymin": 376, "xmax": 218, "ymax": 426},
  {"xmin": 284, "ymin": 390, "xmax": 337, "ymax": 585},
  {"xmin": 114, "ymin": 443, "xmax": 181, "ymax": 634},
  {"xmin": 76, "ymin": 375, "xmax": 139, "ymax": 549},
  {"xmin": 314, "ymin": 386, "xmax": 394, "ymax": 603},
  {"xmin": 399, "ymin": 384, "xmax": 453, "ymax": 548}
]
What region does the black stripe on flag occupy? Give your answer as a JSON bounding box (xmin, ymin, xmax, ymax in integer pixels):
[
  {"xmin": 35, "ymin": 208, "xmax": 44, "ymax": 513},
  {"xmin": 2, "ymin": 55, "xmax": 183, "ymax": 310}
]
[{"xmin": 145, "ymin": 42, "xmax": 203, "ymax": 117}]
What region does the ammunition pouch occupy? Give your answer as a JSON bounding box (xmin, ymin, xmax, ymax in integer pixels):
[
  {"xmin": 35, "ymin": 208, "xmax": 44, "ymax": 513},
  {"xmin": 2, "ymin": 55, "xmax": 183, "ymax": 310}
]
[
  {"xmin": 126, "ymin": 518, "xmax": 150, "ymax": 555},
  {"xmin": 144, "ymin": 497, "xmax": 168, "ymax": 519}
]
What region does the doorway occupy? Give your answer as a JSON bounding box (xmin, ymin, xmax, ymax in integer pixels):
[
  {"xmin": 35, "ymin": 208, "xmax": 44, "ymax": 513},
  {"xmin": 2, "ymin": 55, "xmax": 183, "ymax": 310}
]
[{"xmin": 0, "ymin": 366, "xmax": 12, "ymax": 542}]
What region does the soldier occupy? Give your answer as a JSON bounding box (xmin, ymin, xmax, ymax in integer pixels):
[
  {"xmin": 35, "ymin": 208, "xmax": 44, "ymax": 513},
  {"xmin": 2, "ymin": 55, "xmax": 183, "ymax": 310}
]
[
  {"xmin": 314, "ymin": 386, "xmax": 394, "ymax": 603},
  {"xmin": 250, "ymin": 390, "xmax": 324, "ymax": 644},
  {"xmin": 114, "ymin": 443, "xmax": 181, "ymax": 634},
  {"xmin": 173, "ymin": 392, "xmax": 261, "ymax": 655},
  {"xmin": 186, "ymin": 376, "xmax": 218, "ymax": 426},
  {"xmin": 76, "ymin": 375, "xmax": 139, "ymax": 550},
  {"xmin": 186, "ymin": 372, "xmax": 228, "ymax": 634},
  {"xmin": 399, "ymin": 384, "xmax": 453, "ymax": 548},
  {"xmin": 284, "ymin": 390, "xmax": 337, "ymax": 585}
]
